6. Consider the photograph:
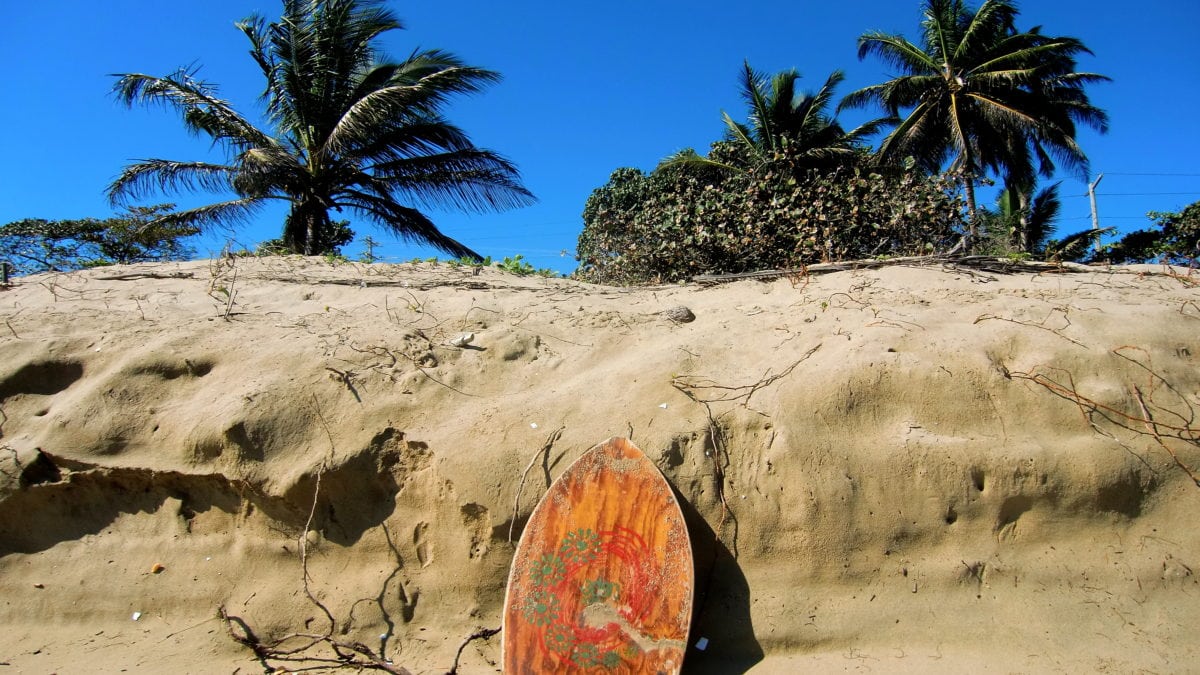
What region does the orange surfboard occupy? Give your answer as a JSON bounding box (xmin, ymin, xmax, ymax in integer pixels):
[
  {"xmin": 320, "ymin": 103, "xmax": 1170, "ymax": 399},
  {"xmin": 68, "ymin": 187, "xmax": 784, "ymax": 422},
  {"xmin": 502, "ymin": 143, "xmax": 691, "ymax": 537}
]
[{"xmin": 503, "ymin": 437, "xmax": 693, "ymax": 673}]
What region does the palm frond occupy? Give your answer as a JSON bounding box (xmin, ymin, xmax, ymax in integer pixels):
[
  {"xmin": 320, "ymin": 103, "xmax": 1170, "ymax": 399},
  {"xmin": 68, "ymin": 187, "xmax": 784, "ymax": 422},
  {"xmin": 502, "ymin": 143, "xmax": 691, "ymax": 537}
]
[
  {"xmin": 368, "ymin": 148, "xmax": 535, "ymax": 213},
  {"xmin": 108, "ymin": 160, "xmax": 239, "ymax": 205},
  {"xmin": 348, "ymin": 116, "xmax": 478, "ymax": 165},
  {"xmin": 842, "ymin": 115, "xmax": 898, "ymax": 146},
  {"xmin": 151, "ymin": 197, "xmax": 269, "ymax": 232},
  {"xmin": 856, "ymin": 32, "xmax": 939, "ymax": 76},
  {"xmin": 955, "ymin": 0, "xmax": 1018, "ymax": 62},
  {"xmin": 338, "ymin": 188, "xmax": 481, "ymax": 260},
  {"xmin": 655, "ymin": 149, "xmax": 743, "ymax": 175},
  {"xmin": 325, "ymin": 64, "xmax": 502, "ymax": 154},
  {"xmin": 1044, "ymin": 226, "xmax": 1114, "ymax": 261},
  {"xmin": 736, "ymin": 61, "xmax": 776, "ymax": 153},
  {"xmin": 838, "ymin": 82, "xmax": 884, "ymax": 113},
  {"xmin": 769, "ymin": 69, "xmax": 801, "ymax": 131},
  {"xmin": 111, "ymin": 70, "xmax": 274, "ymax": 151},
  {"xmin": 720, "ymin": 112, "xmax": 758, "ymax": 155}
]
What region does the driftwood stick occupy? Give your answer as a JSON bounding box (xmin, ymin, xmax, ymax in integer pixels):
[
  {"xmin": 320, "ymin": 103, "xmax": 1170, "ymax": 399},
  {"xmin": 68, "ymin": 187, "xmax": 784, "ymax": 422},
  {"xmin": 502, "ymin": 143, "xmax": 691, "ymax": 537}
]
[{"xmin": 691, "ymin": 255, "xmax": 1123, "ymax": 284}]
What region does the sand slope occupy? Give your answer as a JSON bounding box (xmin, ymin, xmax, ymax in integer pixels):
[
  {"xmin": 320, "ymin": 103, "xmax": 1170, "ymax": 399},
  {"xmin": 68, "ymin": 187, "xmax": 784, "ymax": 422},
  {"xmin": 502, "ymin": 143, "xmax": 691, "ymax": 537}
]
[{"xmin": 1, "ymin": 257, "xmax": 1198, "ymax": 673}]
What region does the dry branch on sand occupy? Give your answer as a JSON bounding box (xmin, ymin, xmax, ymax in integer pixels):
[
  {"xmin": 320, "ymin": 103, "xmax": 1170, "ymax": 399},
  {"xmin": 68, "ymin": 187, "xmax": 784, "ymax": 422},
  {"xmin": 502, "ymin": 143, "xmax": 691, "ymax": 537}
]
[
  {"xmin": 218, "ymin": 469, "xmax": 412, "ymax": 673},
  {"xmin": 1012, "ymin": 347, "xmax": 1200, "ymax": 488},
  {"xmin": 691, "ymin": 254, "xmax": 1197, "ymax": 285}
]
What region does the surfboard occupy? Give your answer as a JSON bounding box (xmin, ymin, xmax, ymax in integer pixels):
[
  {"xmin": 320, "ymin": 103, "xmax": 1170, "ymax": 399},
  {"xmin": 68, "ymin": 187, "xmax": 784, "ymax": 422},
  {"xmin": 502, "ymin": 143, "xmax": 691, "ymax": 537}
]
[{"xmin": 503, "ymin": 437, "xmax": 693, "ymax": 674}]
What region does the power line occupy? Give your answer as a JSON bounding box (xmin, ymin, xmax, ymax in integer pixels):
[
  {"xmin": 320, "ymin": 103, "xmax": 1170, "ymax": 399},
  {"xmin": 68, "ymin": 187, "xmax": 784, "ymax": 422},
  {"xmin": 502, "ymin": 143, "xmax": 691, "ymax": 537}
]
[
  {"xmin": 1102, "ymin": 172, "xmax": 1200, "ymax": 177},
  {"xmin": 1059, "ymin": 215, "xmax": 1153, "ymax": 220},
  {"xmin": 1097, "ymin": 190, "xmax": 1200, "ymax": 196},
  {"xmin": 1095, "ymin": 192, "xmax": 1200, "ymax": 196}
]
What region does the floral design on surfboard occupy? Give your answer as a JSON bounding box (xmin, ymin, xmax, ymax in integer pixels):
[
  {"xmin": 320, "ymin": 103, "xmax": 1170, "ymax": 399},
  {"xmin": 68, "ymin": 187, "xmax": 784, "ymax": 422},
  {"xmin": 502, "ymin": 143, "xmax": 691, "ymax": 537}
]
[{"xmin": 518, "ymin": 526, "xmax": 683, "ymax": 669}]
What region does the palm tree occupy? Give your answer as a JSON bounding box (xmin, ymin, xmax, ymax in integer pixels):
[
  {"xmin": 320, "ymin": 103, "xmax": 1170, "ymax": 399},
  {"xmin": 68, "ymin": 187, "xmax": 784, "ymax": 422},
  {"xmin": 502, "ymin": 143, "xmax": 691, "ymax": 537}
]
[
  {"xmin": 109, "ymin": 0, "xmax": 534, "ymax": 258},
  {"xmin": 981, "ymin": 179, "xmax": 1110, "ymax": 259},
  {"xmin": 840, "ymin": 0, "xmax": 1108, "ymax": 240},
  {"xmin": 661, "ymin": 61, "xmax": 888, "ymax": 173}
]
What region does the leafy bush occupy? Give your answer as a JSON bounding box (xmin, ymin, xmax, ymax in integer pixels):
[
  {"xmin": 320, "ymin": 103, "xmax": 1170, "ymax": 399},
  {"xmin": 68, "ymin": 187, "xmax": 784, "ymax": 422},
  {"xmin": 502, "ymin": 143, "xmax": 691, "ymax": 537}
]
[
  {"xmin": 495, "ymin": 254, "xmax": 557, "ymax": 277},
  {"xmin": 575, "ymin": 159, "xmax": 963, "ymax": 284},
  {"xmin": 256, "ymin": 220, "xmax": 354, "ymax": 258},
  {"xmin": 0, "ymin": 204, "xmax": 197, "ymax": 275},
  {"xmin": 1101, "ymin": 200, "xmax": 1199, "ymax": 265}
]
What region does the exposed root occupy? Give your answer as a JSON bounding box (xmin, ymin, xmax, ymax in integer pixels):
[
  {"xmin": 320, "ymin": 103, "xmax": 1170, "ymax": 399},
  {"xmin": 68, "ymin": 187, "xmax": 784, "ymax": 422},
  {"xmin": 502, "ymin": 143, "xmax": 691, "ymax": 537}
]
[
  {"xmin": 1133, "ymin": 388, "xmax": 1200, "ymax": 488},
  {"xmin": 1011, "ymin": 348, "xmax": 1200, "ymax": 488},
  {"xmin": 671, "ymin": 344, "xmax": 821, "ymax": 408},
  {"xmin": 975, "ymin": 308, "xmax": 1088, "ymax": 349},
  {"xmin": 447, "ymin": 626, "xmax": 501, "ymax": 675},
  {"xmin": 509, "ymin": 426, "xmax": 564, "ymax": 543},
  {"xmin": 219, "ymin": 604, "xmax": 411, "ymax": 674},
  {"xmin": 218, "ymin": 404, "xmax": 412, "ymax": 672},
  {"xmin": 670, "ymin": 345, "xmax": 821, "ymax": 560}
]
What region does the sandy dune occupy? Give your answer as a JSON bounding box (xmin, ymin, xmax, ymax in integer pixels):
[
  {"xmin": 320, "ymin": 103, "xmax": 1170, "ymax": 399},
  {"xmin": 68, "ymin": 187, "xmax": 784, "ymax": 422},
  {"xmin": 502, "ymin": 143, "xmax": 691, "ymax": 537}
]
[{"xmin": 1, "ymin": 256, "xmax": 1197, "ymax": 673}]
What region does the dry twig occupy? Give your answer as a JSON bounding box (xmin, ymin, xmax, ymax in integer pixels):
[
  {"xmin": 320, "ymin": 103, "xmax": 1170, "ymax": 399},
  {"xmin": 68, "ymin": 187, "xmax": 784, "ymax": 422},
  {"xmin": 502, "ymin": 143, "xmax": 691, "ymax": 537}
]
[
  {"xmin": 447, "ymin": 626, "xmax": 502, "ymax": 675},
  {"xmin": 671, "ymin": 344, "xmax": 821, "ymax": 408},
  {"xmin": 218, "ymin": 394, "xmax": 412, "ymax": 671},
  {"xmin": 509, "ymin": 426, "xmax": 564, "ymax": 543},
  {"xmin": 218, "ymin": 461, "xmax": 413, "ymax": 672},
  {"xmin": 975, "ymin": 308, "xmax": 1087, "ymax": 348},
  {"xmin": 1011, "ymin": 351, "xmax": 1200, "ymax": 488}
]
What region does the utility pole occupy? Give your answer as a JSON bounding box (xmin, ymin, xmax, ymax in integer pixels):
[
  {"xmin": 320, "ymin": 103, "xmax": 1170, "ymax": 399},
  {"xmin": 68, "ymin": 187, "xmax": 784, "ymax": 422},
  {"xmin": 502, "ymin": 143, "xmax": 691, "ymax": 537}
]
[{"xmin": 1088, "ymin": 173, "xmax": 1104, "ymax": 255}]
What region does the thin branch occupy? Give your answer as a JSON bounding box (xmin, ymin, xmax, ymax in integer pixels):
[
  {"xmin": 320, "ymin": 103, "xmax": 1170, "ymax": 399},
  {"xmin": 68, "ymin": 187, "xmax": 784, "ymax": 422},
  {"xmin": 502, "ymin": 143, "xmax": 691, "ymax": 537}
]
[
  {"xmin": 671, "ymin": 344, "xmax": 821, "ymax": 407},
  {"xmin": 446, "ymin": 626, "xmax": 501, "ymax": 675},
  {"xmin": 1011, "ymin": 359, "xmax": 1200, "ymax": 489},
  {"xmin": 1133, "ymin": 387, "xmax": 1200, "ymax": 488},
  {"xmin": 974, "ymin": 310, "xmax": 1087, "ymax": 348},
  {"xmin": 509, "ymin": 426, "xmax": 564, "ymax": 543}
]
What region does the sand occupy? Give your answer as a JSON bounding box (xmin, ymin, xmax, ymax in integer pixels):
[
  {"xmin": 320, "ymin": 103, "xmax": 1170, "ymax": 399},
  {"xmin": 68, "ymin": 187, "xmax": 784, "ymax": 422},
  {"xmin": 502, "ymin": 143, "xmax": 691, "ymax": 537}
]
[{"xmin": 0, "ymin": 256, "xmax": 1197, "ymax": 673}]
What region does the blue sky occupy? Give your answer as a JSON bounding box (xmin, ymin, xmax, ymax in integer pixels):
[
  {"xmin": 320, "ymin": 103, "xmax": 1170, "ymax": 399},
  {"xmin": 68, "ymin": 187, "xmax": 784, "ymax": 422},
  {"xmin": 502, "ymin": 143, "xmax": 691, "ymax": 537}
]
[{"xmin": 2, "ymin": 1, "xmax": 1198, "ymax": 273}]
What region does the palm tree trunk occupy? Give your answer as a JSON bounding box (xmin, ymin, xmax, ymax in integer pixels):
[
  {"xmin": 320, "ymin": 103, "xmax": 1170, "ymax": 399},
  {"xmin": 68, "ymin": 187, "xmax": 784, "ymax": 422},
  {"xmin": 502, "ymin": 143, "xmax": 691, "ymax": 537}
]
[
  {"xmin": 283, "ymin": 208, "xmax": 307, "ymax": 255},
  {"xmin": 284, "ymin": 202, "xmax": 333, "ymax": 255},
  {"xmin": 1016, "ymin": 189, "xmax": 1031, "ymax": 253},
  {"xmin": 962, "ymin": 172, "xmax": 978, "ymax": 251}
]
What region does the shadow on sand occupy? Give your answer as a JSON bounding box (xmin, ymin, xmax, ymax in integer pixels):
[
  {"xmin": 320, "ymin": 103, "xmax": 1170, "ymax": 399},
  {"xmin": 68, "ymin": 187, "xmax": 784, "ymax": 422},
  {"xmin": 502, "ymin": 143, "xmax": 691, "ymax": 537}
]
[{"xmin": 676, "ymin": 493, "xmax": 764, "ymax": 674}]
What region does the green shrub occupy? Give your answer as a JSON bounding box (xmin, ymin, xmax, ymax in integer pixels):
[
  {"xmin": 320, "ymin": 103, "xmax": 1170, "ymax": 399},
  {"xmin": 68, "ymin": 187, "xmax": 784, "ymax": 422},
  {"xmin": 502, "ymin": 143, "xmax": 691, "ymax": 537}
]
[
  {"xmin": 1101, "ymin": 200, "xmax": 1199, "ymax": 265},
  {"xmin": 0, "ymin": 204, "xmax": 197, "ymax": 275},
  {"xmin": 575, "ymin": 160, "xmax": 963, "ymax": 285},
  {"xmin": 495, "ymin": 254, "xmax": 557, "ymax": 277}
]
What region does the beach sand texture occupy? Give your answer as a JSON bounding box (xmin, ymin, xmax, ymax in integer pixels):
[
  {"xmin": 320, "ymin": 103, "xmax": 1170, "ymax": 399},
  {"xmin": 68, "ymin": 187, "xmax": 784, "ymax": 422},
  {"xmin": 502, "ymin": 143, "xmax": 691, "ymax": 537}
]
[{"xmin": 1, "ymin": 257, "xmax": 1197, "ymax": 673}]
